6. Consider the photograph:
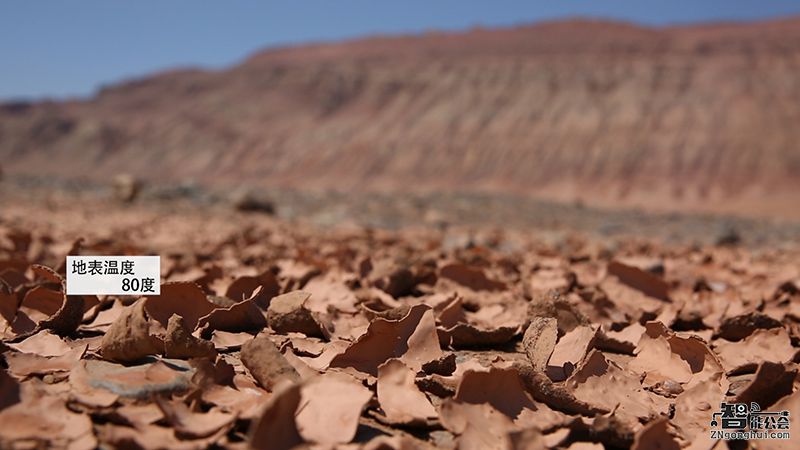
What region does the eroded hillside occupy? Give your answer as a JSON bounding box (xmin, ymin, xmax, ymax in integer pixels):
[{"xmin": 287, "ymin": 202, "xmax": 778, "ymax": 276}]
[{"xmin": 2, "ymin": 19, "xmax": 800, "ymax": 217}]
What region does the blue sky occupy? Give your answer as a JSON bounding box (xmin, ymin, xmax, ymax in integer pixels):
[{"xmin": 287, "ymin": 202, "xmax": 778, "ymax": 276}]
[{"xmin": 2, "ymin": 1, "xmax": 800, "ymax": 100}]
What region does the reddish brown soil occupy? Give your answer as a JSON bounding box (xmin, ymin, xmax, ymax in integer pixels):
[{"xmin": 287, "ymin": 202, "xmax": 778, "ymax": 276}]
[{"xmin": 1, "ymin": 196, "xmax": 800, "ymax": 449}]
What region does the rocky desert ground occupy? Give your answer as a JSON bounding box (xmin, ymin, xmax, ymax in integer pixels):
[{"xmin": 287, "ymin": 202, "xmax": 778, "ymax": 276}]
[{"xmin": 0, "ymin": 185, "xmax": 799, "ymax": 449}]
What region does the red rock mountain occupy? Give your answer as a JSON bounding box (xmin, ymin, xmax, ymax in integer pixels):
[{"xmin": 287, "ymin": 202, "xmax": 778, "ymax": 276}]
[{"xmin": 2, "ymin": 18, "xmax": 800, "ymax": 218}]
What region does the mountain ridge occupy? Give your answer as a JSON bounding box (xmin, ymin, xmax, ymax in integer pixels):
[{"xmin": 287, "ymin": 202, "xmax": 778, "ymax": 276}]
[{"xmin": 2, "ymin": 17, "xmax": 800, "ymax": 218}]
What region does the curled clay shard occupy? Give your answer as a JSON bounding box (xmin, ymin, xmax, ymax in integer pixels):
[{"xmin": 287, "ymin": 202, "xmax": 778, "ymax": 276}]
[
  {"xmin": 514, "ymin": 362, "xmax": 604, "ymax": 416},
  {"xmin": 527, "ymin": 293, "xmax": 590, "ymax": 335},
  {"xmin": 197, "ymin": 289, "xmax": 267, "ymax": 334},
  {"xmin": 0, "ymin": 369, "xmax": 20, "ymax": 411},
  {"xmin": 671, "ymin": 380, "xmax": 724, "ymax": 447},
  {"xmin": 607, "ymin": 260, "xmax": 670, "ymax": 301},
  {"xmin": 631, "ymin": 418, "xmax": 680, "ymax": 450},
  {"xmin": 8, "ymin": 330, "xmax": 73, "ymax": 357},
  {"xmin": 528, "ymin": 267, "xmax": 574, "ymax": 296},
  {"xmin": 508, "ymin": 428, "xmax": 547, "ymax": 450},
  {"xmin": 454, "ymin": 367, "xmax": 566, "ymax": 430},
  {"xmin": 523, "ymin": 317, "xmax": 558, "ymax": 372},
  {"xmin": 330, "ymin": 304, "xmax": 444, "ymax": 376},
  {"xmin": 225, "ymin": 271, "xmax": 280, "ymax": 308},
  {"xmin": 301, "ymin": 274, "xmax": 360, "ymax": 314},
  {"xmin": 249, "ymin": 383, "xmax": 304, "ymax": 450},
  {"xmin": 145, "ymin": 281, "xmax": 216, "ymax": 330},
  {"xmin": 377, "ymin": 359, "xmax": 437, "ymax": 424},
  {"xmin": 435, "ymin": 296, "xmax": 519, "ymax": 347},
  {"xmin": 0, "ymin": 388, "xmax": 95, "ymax": 450},
  {"xmin": 100, "ymin": 300, "xmax": 163, "ymax": 363},
  {"xmin": 38, "ymin": 294, "xmax": 84, "ymax": 336},
  {"xmin": 630, "ymin": 322, "xmax": 725, "ymax": 389},
  {"xmin": 546, "ymin": 325, "xmax": 597, "ymax": 381},
  {"xmin": 439, "ymin": 263, "xmax": 506, "ymax": 291},
  {"xmin": 734, "ymin": 361, "xmax": 797, "ymax": 408},
  {"xmin": 596, "ymin": 322, "xmax": 644, "ymax": 354},
  {"xmin": 295, "ymin": 373, "xmax": 373, "ymax": 445},
  {"xmin": 366, "ymin": 259, "xmax": 417, "ymax": 298},
  {"xmin": 753, "ymin": 392, "xmax": 800, "ymax": 450},
  {"xmin": 5, "ymin": 344, "xmax": 87, "ymax": 377},
  {"xmin": 30, "ymin": 264, "xmax": 64, "ymax": 284},
  {"xmin": 156, "ymin": 397, "xmax": 236, "ymax": 439},
  {"xmin": 439, "ymin": 323, "xmax": 519, "ymax": 348},
  {"xmin": 0, "ymin": 290, "xmax": 18, "ymax": 334},
  {"xmin": 629, "ymin": 324, "xmax": 692, "ymax": 385},
  {"xmin": 164, "ymin": 314, "xmax": 217, "ymax": 359},
  {"xmin": 567, "ymin": 350, "xmax": 669, "ymax": 422},
  {"xmin": 266, "ymin": 290, "xmax": 326, "ymax": 338},
  {"xmin": 17, "ymin": 285, "xmax": 62, "ymax": 323},
  {"xmin": 98, "ymin": 422, "xmax": 224, "ymax": 450},
  {"xmin": 240, "ymin": 335, "xmax": 300, "ymax": 391},
  {"xmin": 210, "ymin": 330, "xmax": 254, "ymax": 350},
  {"xmin": 714, "ymin": 327, "xmax": 796, "ymax": 374},
  {"xmin": 716, "ymin": 312, "xmax": 782, "ymax": 341},
  {"xmin": 26, "ymin": 265, "xmax": 94, "ymax": 336},
  {"xmin": 439, "ymin": 400, "xmax": 515, "ymax": 450}
]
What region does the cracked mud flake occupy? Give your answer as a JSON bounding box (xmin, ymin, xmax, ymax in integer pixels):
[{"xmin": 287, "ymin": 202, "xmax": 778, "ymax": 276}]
[
  {"xmin": 156, "ymin": 396, "xmax": 237, "ymax": 439},
  {"xmin": 295, "ymin": 372, "xmax": 373, "ymax": 445},
  {"xmin": 671, "ymin": 380, "xmax": 725, "ymax": 449},
  {"xmin": 439, "ymin": 400, "xmax": 516, "ymax": 450},
  {"xmin": 8, "ymin": 329, "xmax": 73, "ymax": 356},
  {"xmin": 248, "ymin": 372, "xmax": 373, "ymax": 448},
  {"xmin": 631, "ymin": 418, "xmax": 680, "ymax": 450},
  {"xmin": 713, "ymin": 327, "xmax": 797, "ymax": 373},
  {"xmin": 439, "ymin": 262, "xmax": 506, "ymax": 291},
  {"xmin": 330, "ymin": 304, "xmax": 443, "ymax": 375},
  {"xmin": 753, "ymin": 391, "xmax": 800, "ymax": 450},
  {"xmin": 197, "ymin": 291, "xmax": 267, "ymax": 333},
  {"xmin": 248, "ymin": 383, "xmax": 303, "ymax": 450},
  {"xmin": 567, "ymin": 350, "xmax": 670, "ymax": 421},
  {"xmin": 522, "ymin": 317, "xmax": 558, "ymax": 371},
  {"xmin": 0, "ymin": 381, "xmax": 96, "ymax": 449},
  {"xmin": 376, "ymin": 359, "xmax": 437, "ymax": 424},
  {"xmin": 546, "ymin": 324, "xmax": 597, "ymax": 381},
  {"xmin": 209, "ymin": 330, "xmax": 254, "ymax": 350},
  {"xmin": 224, "ymin": 271, "xmax": 280, "ymax": 308},
  {"xmin": 5, "ymin": 343, "xmax": 86, "ymax": 377},
  {"xmin": 145, "ymin": 281, "xmax": 216, "ymax": 330},
  {"xmin": 629, "ymin": 322, "xmax": 705, "ymax": 387},
  {"xmin": 266, "ymin": 290, "xmax": 327, "ymax": 337},
  {"xmin": 455, "ymin": 366, "xmax": 567, "ymax": 430}
]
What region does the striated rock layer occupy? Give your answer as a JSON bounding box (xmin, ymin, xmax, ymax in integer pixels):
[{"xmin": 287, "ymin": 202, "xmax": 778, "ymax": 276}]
[{"xmin": 2, "ymin": 18, "xmax": 800, "ymax": 217}]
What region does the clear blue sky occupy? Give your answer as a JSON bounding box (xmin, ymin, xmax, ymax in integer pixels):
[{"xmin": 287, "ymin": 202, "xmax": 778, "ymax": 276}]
[{"xmin": 2, "ymin": 1, "xmax": 800, "ymax": 100}]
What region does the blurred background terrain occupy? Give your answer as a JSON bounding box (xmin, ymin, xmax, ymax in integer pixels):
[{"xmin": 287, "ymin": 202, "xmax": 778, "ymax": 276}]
[{"xmin": 2, "ymin": 2, "xmax": 800, "ymax": 244}]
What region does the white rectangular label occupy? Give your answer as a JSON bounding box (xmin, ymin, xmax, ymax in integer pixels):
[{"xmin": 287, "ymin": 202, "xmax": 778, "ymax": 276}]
[{"xmin": 66, "ymin": 256, "xmax": 160, "ymax": 295}]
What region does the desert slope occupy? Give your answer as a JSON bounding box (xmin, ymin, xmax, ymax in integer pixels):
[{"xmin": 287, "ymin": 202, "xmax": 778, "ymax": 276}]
[{"xmin": 2, "ymin": 18, "xmax": 800, "ymax": 217}]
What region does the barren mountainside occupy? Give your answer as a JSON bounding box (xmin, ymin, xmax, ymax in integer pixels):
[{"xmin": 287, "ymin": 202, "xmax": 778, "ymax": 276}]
[{"xmin": 2, "ymin": 18, "xmax": 800, "ymax": 217}]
